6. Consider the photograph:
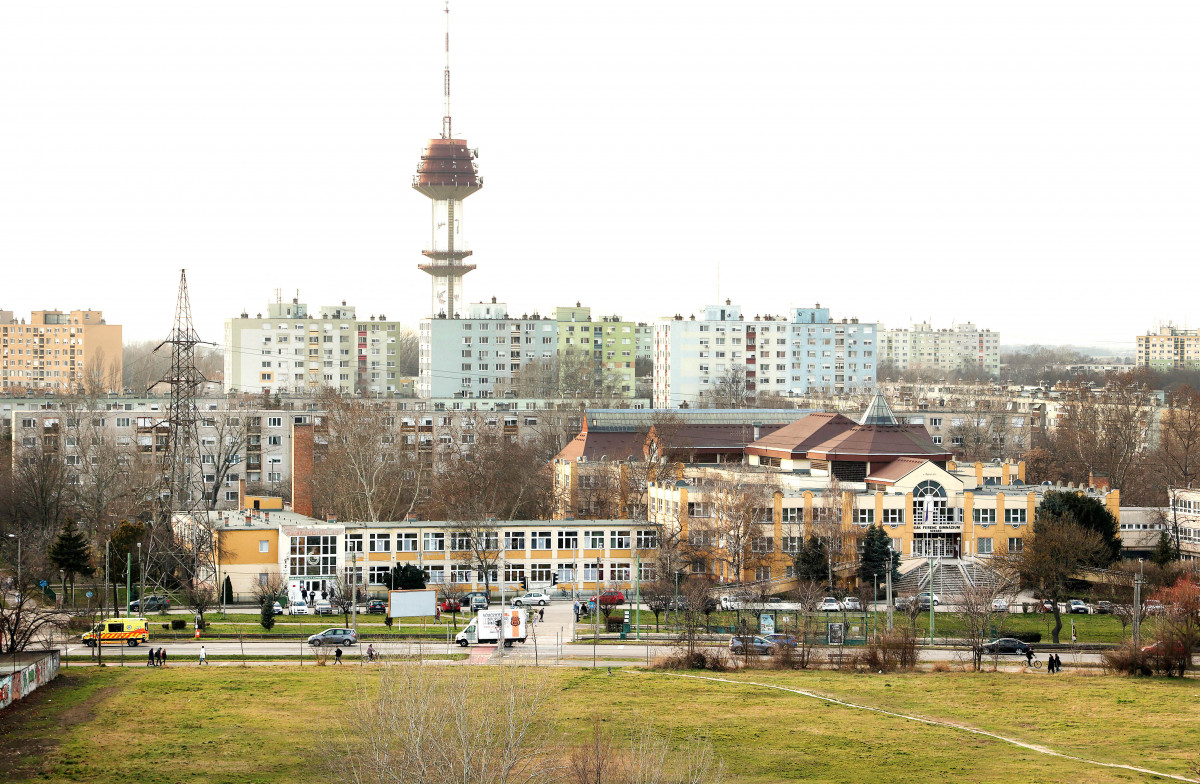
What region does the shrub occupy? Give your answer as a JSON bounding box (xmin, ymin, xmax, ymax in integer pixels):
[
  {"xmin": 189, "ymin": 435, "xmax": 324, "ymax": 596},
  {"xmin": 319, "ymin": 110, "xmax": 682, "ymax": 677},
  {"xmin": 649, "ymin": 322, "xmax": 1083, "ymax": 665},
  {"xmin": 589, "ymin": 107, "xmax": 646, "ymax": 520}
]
[
  {"xmin": 161, "ymin": 623, "xmax": 169, "ymax": 631},
  {"xmin": 260, "ymin": 601, "xmax": 276, "ymax": 631},
  {"xmin": 654, "ymin": 648, "xmax": 730, "ymax": 672},
  {"xmin": 66, "ymin": 616, "xmax": 93, "ymax": 633},
  {"xmin": 1011, "ymin": 632, "xmax": 1042, "ymax": 644},
  {"xmin": 1102, "ymin": 642, "xmax": 1151, "ymax": 676},
  {"xmin": 170, "ymin": 619, "xmax": 186, "ymax": 631},
  {"xmin": 864, "ymin": 630, "xmax": 919, "ymax": 672}
]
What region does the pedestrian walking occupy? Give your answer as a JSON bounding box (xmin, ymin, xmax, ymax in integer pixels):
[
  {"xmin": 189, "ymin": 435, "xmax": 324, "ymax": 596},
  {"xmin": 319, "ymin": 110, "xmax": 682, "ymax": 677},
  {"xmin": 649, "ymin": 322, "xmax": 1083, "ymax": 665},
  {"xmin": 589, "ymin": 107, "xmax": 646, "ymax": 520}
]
[
  {"xmin": 1054, "ymin": 653, "xmax": 1062, "ymax": 673},
  {"xmin": 147, "ymin": 648, "xmax": 155, "ymax": 667},
  {"xmin": 366, "ymin": 644, "xmax": 376, "ymax": 663},
  {"xmin": 334, "ymin": 647, "xmax": 343, "ymax": 664},
  {"xmin": 199, "ymin": 645, "xmax": 207, "ymax": 666},
  {"xmin": 538, "ymin": 608, "xmax": 544, "ymax": 623},
  {"xmin": 159, "ymin": 648, "xmax": 167, "ymax": 667},
  {"xmin": 572, "ymin": 601, "xmax": 579, "ymax": 621}
]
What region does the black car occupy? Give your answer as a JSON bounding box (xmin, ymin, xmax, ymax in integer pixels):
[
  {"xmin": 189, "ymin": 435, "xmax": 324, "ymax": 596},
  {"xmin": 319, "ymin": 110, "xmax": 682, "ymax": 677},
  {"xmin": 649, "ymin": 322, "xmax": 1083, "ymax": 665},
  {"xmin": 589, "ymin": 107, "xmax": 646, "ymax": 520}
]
[
  {"xmin": 982, "ymin": 638, "xmax": 1032, "ymax": 655},
  {"xmin": 366, "ymin": 599, "xmax": 387, "ymax": 614},
  {"xmin": 129, "ymin": 595, "xmax": 171, "ymax": 612}
]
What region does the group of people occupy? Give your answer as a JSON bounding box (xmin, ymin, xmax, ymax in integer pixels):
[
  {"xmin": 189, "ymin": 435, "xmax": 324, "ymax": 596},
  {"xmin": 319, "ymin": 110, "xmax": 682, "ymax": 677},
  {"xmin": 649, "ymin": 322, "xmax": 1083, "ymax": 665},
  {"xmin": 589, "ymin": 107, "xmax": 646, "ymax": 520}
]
[
  {"xmin": 1046, "ymin": 652, "xmax": 1064, "ymax": 673},
  {"xmin": 145, "ymin": 647, "xmax": 168, "ymax": 667}
]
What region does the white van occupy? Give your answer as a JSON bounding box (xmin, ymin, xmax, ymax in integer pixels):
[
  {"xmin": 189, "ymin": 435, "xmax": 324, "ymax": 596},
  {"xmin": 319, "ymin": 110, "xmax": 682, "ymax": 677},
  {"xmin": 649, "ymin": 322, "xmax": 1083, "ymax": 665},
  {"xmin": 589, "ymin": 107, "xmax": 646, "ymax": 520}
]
[{"xmin": 455, "ymin": 607, "xmax": 527, "ymax": 648}]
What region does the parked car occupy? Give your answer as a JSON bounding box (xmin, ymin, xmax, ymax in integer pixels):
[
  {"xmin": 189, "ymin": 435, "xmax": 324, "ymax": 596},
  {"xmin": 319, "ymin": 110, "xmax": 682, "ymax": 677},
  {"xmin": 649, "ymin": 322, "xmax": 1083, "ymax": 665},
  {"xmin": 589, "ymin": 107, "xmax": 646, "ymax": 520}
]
[
  {"xmin": 470, "ymin": 595, "xmax": 490, "ymax": 611},
  {"xmin": 729, "ymin": 635, "xmax": 776, "ymax": 656},
  {"xmin": 763, "ymin": 633, "xmax": 797, "ymax": 648},
  {"xmin": 817, "ymin": 597, "xmax": 842, "ymax": 612},
  {"xmin": 366, "ymin": 598, "xmax": 387, "ymax": 614},
  {"xmin": 842, "ymin": 597, "xmax": 863, "ymax": 611},
  {"xmin": 766, "ymin": 596, "xmax": 783, "ymax": 604},
  {"xmin": 1095, "ymin": 600, "xmax": 1113, "ymax": 614},
  {"xmin": 129, "ymin": 595, "xmax": 171, "ymax": 613},
  {"xmin": 289, "ymin": 600, "xmax": 310, "ymax": 615},
  {"xmin": 438, "ymin": 598, "xmax": 461, "ymax": 613},
  {"xmin": 595, "ymin": 591, "xmax": 626, "ymax": 607},
  {"xmin": 894, "ymin": 596, "xmax": 917, "ymax": 611},
  {"xmin": 512, "ymin": 592, "xmax": 551, "ymax": 607},
  {"xmin": 313, "ymin": 599, "xmax": 334, "ymax": 615},
  {"xmin": 1068, "ymin": 599, "xmax": 1090, "ymax": 615},
  {"xmin": 1144, "ymin": 600, "xmax": 1165, "ymax": 616},
  {"xmin": 1040, "ymin": 600, "xmax": 1056, "ymax": 613},
  {"xmin": 458, "ymin": 591, "xmax": 490, "ymax": 608},
  {"xmin": 991, "ymin": 598, "xmax": 1010, "ymax": 612},
  {"xmin": 982, "ymin": 638, "xmax": 1032, "ymax": 655},
  {"xmin": 271, "ymin": 601, "xmax": 284, "ymax": 616},
  {"xmin": 1141, "ymin": 640, "xmax": 1186, "ymax": 655},
  {"xmin": 918, "ymin": 592, "xmax": 940, "ymax": 609},
  {"xmin": 307, "ymin": 628, "xmax": 357, "ymax": 647}
]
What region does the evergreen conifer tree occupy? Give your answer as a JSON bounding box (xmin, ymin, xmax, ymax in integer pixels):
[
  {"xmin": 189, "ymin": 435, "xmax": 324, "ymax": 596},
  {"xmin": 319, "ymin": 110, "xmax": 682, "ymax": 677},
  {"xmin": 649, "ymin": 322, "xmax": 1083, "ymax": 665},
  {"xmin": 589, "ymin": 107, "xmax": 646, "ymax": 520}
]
[
  {"xmin": 260, "ymin": 600, "xmax": 276, "ymax": 630},
  {"xmin": 47, "ymin": 523, "xmax": 95, "ymax": 601}
]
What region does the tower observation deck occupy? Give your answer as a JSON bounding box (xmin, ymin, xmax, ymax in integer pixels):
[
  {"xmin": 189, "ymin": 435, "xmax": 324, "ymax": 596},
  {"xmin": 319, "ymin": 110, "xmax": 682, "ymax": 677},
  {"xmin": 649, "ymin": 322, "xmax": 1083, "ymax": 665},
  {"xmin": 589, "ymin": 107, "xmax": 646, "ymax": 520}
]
[{"xmin": 414, "ymin": 3, "xmax": 482, "ymax": 319}]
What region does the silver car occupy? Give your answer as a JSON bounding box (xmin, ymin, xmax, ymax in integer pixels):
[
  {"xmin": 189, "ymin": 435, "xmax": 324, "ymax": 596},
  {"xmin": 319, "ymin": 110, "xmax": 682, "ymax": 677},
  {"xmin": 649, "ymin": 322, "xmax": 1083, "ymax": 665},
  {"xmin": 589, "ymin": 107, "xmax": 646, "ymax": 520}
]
[{"xmin": 307, "ymin": 628, "xmax": 357, "ymax": 647}]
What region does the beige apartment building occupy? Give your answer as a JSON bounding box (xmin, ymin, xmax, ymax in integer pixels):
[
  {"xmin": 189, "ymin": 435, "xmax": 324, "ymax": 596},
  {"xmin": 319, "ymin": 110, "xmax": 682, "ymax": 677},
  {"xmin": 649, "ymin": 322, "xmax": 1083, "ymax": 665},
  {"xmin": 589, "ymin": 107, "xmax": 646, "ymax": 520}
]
[
  {"xmin": 1137, "ymin": 325, "xmax": 1200, "ymax": 370},
  {"xmin": 0, "ymin": 309, "xmax": 122, "ymax": 394}
]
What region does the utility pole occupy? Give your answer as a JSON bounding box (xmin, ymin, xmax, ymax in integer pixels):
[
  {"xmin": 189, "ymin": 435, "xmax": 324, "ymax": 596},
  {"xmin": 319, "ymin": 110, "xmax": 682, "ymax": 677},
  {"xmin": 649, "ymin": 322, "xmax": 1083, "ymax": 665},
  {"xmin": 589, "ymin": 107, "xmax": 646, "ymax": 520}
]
[
  {"xmin": 351, "ymin": 552, "xmax": 358, "ymax": 638},
  {"xmin": 137, "ymin": 542, "xmax": 145, "ymax": 617},
  {"xmin": 885, "ymin": 545, "xmax": 894, "ymax": 632},
  {"xmin": 928, "ymin": 554, "xmax": 935, "ymax": 645},
  {"xmin": 1132, "ymin": 558, "xmax": 1144, "ymax": 649},
  {"xmin": 125, "ymin": 553, "xmax": 132, "ymax": 616}
]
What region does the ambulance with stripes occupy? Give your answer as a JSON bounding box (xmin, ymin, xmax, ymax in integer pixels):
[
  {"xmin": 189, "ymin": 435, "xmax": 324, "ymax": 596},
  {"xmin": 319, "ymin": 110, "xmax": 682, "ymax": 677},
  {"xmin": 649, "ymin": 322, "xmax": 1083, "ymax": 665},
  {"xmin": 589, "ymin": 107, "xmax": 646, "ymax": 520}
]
[{"xmin": 82, "ymin": 616, "xmax": 149, "ymax": 647}]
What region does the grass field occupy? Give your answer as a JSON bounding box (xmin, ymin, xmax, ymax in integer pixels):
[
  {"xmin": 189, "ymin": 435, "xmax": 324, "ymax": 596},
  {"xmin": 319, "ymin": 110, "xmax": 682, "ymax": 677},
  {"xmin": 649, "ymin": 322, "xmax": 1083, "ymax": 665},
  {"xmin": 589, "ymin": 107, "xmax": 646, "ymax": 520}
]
[{"xmin": 1, "ymin": 664, "xmax": 1194, "ymax": 784}]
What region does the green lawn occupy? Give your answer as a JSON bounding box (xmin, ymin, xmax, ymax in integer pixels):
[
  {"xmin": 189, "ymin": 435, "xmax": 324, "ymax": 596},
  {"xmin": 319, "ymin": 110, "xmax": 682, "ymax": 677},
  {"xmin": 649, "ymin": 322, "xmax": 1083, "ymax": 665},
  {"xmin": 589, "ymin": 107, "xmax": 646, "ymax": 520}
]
[{"xmin": 1, "ymin": 665, "xmax": 1193, "ymax": 783}]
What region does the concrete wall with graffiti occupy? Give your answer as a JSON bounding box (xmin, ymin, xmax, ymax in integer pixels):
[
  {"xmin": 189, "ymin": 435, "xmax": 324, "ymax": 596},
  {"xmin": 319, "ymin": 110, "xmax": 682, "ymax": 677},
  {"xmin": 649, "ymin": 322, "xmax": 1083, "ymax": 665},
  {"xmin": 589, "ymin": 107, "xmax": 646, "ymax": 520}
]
[{"xmin": 0, "ymin": 650, "xmax": 61, "ymax": 710}]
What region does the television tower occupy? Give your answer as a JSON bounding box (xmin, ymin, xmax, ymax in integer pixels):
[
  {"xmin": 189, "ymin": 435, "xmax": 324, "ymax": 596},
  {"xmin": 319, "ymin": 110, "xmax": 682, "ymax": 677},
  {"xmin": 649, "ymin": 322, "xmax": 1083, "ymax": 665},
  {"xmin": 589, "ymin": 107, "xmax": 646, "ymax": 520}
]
[{"xmin": 414, "ymin": 1, "xmax": 482, "ymax": 319}]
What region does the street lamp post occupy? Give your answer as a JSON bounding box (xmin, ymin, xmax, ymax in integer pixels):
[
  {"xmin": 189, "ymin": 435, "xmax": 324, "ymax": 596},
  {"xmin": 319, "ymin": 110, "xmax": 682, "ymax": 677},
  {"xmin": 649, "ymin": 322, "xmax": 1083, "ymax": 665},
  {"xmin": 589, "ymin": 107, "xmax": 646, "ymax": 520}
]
[
  {"xmin": 885, "ymin": 545, "xmax": 894, "ymax": 632},
  {"xmin": 137, "ymin": 542, "xmax": 145, "ymax": 617},
  {"xmin": 873, "ymin": 572, "xmax": 878, "ymax": 639},
  {"xmin": 6, "ymin": 534, "xmax": 20, "ymax": 598}
]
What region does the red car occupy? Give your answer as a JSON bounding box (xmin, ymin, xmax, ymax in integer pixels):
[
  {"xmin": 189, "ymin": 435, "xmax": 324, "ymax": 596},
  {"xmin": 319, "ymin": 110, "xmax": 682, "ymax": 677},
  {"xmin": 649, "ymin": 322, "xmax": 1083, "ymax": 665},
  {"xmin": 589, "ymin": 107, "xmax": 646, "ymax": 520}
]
[
  {"xmin": 592, "ymin": 591, "xmax": 625, "ymax": 607},
  {"xmin": 1141, "ymin": 640, "xmax": 1186, "ymax": 655},
  {"xmin": 438, "ymin": 598, "xmax": 461, "ymax": 613}
]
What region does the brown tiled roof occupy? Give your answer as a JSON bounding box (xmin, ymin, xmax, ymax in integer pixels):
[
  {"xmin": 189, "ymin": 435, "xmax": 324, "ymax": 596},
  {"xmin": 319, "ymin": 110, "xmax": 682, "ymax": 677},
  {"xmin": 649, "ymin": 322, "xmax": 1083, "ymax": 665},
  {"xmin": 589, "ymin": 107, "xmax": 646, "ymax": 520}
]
[
  {"xmin": 865, "ymin": 456, "xmax": 930, "ymax": 484},
  {"xmin": 555, "ymin": 431, "xmax": 647, "ymax": 462},
  {"xmin": 807, "ymin": 425, "xmax": 954, "ymax": 462},
  {"xmin": 745, "ymin": 412, "xmax": 859, "ymax": 458}
]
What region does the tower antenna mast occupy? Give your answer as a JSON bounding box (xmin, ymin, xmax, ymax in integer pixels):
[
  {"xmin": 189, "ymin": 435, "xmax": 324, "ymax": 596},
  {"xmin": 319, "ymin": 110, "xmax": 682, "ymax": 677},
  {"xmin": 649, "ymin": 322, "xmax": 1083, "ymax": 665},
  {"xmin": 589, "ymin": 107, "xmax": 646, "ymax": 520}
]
[{"xmin": 442, "ymin": 1, "xmax": 452, "ymax": 140}]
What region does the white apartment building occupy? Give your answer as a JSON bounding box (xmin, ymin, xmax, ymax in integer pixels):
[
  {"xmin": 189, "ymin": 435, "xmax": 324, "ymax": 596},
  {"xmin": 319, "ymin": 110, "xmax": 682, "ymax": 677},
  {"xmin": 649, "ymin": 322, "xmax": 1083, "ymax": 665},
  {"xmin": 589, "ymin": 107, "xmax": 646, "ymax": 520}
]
[
  {"xmin": 653, "ymin": 303, "xmax": 877, "ymax": 408},
  {"xmin": 878, "ymin": 322, "xmax": 1000, "ymax": 377},
  {"xmin": 419, "ymin": 301, "xmax": 560, "ymax": 399}
]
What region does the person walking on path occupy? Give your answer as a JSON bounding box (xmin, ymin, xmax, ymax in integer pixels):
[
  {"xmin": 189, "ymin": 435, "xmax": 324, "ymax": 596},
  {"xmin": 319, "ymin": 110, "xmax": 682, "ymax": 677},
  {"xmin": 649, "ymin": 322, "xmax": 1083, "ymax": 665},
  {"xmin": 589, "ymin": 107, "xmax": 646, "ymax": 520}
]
[
  {"xmin": 366, "ymin": 644, "xmax": 376, "ymax": 663},
  {"xmin": 159, "ymin": 648, "xmax": 166, "ymax": 667},
  {"xmin": 538, "ymin": 608, "xmax": 545, "ymax": 623},
  {"xmin": 573, "ymin": 601, "xmax": 579, "ymax": 622},
  {"xmin": 147, "ymin": 648, "xmax": 156, "ymax": 667},
  {"xmin": 199, "ymin": 645, "xmax": 207, "ymax": 666},
  {"xmin": 334, "ymin": 647, "xmax": 343, "ymax": 664}
]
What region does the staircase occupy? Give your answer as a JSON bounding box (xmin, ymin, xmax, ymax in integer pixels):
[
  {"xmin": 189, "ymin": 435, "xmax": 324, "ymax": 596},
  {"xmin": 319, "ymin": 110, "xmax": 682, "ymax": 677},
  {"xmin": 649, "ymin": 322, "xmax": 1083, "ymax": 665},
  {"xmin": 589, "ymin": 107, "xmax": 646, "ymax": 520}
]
[
  {"xmin": 893, "ymin": 562, "xmax": 930, "ymax": 595},
  {"xmin": 960, "ymin": 560, "xmax": 999, "ymax": 590},
  {"xmin": 928, "ymin": 562, "xmax": 969, "ymax": 599}
]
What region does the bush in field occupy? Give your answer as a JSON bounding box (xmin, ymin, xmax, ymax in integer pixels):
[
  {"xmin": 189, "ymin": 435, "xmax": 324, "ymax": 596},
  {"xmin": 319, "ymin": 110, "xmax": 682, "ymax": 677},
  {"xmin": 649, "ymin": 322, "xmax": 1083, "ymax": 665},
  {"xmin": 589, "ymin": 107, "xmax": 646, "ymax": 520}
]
[
  {"xmin": 260, "ymin": 602, "xmax": 276, "ymax": 631},
  {"xmin": 865, "ymin": 630, "xmax": 919, "ymax": 672}
]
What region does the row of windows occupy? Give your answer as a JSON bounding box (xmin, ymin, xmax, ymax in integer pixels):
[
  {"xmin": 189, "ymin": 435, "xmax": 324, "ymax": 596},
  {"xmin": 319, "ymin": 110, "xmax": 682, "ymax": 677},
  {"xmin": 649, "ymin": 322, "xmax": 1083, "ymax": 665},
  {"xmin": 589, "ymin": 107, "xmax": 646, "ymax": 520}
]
[{"xmin": 343, "ymin": 529, "xmax": 659, "ymax": 553}]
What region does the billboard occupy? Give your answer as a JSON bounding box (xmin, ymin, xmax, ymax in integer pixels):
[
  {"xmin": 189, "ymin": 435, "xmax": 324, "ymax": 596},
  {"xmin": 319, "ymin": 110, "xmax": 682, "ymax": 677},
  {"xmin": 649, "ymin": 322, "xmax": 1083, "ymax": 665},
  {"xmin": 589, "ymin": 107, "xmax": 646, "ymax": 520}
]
[{"xmin": 388, "ymin": 589, "xmax": 436, "ymax": 619}]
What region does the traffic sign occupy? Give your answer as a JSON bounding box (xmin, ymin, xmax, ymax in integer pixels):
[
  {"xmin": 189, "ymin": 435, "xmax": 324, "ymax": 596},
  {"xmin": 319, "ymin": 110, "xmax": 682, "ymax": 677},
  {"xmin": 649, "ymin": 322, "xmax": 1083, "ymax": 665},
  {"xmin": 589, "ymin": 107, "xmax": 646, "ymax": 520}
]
[
  {"xmin": 39, "ymin": 580, "xmax": 47, "ymax": 588},
  {"xmin": 85, "ymin": 591, "xmax": 94, "ymax": 598}
]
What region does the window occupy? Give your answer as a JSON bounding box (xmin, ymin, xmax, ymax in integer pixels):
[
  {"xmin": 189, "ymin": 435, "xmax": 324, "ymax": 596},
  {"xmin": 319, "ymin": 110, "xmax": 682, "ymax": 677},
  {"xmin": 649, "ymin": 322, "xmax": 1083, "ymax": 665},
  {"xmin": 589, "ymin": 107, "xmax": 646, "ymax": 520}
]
[
  {"xmin": 687, "ymin": 501, "xmax": 710, "ymax": 517},
  {"xmin": 636, "ymin": 529, "xmax": 657, "ymax": 549},
  {"xmin": 558, "ymin": 530, "xmax": 578, "ymax": 550},
  {"xmin": 638, "ymin": 561, "xmax": 656, "ymax": 581},
  {"xmin": 1008, "ymin": 537, "xmax": 1024, "ymax": 553},
  {"xmin": 267, "ymin": 417, "xmax": 283, "ymax": 427},
  {"xmin": 973, "ymin": 508, "xmax": 996, "ymax": 525},
  {"xmin": 755, "ymin": 566, "xmax": 772, "ymax": 582},
  {"xmin": 504, "ymin": 563, "xmax": 525, "ymax": 584},
  {"xmin": 977, "ymin": 538, "xmax": 993, "ymax": 555},
  {"xmin": 609, "ymin": 530, "xmax": 631, "ymax": 549},
  {"xmin": 259, "ymin": 540, "xmax": 269, "ymax": 553},
  {"xmin": 882, "ymin": 509, "xmax": 904, "ymax": 525},
  {"xmin": 1004, "ymin": 508, "xmax": 1027, "ymax": 525},
  {"xmin": 268, "ymin": 435, "xmax": 282, "ymax": 446},
  {"xmin": 751, "ymin": 536, "xmax": 774, "ymax": 553},
  {"xmin": 530, "ymin": 563, "xmax": 552, "ymax": 583},
  {"xmin": 531, "ymin": 531, "xmax": 552, "ymax": 550},
  {"xmin": 451, "ymin": 564, "xmax": 472, "ymax": 583},
  {"xmin": 557, "ymin": 563, "xmax": 576, "ymax": 582},
  {"xmin": 423, "ymin": 532, "xmax": 445, "ymax": 551},
  {"xmin": 583, "ymin": 563, "xmax": 602, "ymax": 581},
  {"xmin": 398, "ymin": 533, "xmax": 418, "ymax": 552},
  {"xmin": 851, "ymin": 509, "xmax": 875, "ymax": 525},
  {"xmin": 116, "ymin": 417, "xmax": 131, "ymax": 427},
  {"xmin": 449, "ymin": 532, "xmax": 473, "ymax": 551},
  {"xmin": 369, "ymin": 533, "xmax": 391, "ymax": 553},
  {"xmin": 344, "ymin": 534, "xmax": 363, "ymax": 553},
  {"xmin": 585, "ymin": 530, "xmax": 605, "ymax": 549},
  {"xmin": 781, "ymin": 507, "xmax": 801, "ymax": 523},
  {"xmin": 368, "ymin": 566, "xmax": 391, "ymax": 585},
  {"xmin": 426, "ymin": 565, "xmax": 445, "ymax": 584},
  {"xmin": 504, "ymin": 531, "xmax": 526, "ymax": 550},
  {"xmin": 782, "ymin": 536, "xmax": 802, "ymax": 554}
]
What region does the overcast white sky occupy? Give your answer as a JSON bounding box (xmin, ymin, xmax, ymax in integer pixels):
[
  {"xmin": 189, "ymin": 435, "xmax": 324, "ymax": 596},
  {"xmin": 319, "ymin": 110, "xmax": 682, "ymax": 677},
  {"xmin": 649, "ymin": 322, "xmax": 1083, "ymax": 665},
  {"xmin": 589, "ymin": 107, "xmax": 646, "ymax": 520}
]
[{"xmin": 2, "ymin": 1, "xmax": 1198, "ymax": 351}]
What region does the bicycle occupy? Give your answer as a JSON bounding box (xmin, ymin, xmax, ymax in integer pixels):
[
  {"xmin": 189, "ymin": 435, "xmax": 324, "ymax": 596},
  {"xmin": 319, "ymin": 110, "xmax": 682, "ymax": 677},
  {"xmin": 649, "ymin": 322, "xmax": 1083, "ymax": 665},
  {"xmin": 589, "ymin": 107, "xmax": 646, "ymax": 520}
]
[{"xmin": 1025, "ymin": 656, "xmax": 1043, "ymax": 669}]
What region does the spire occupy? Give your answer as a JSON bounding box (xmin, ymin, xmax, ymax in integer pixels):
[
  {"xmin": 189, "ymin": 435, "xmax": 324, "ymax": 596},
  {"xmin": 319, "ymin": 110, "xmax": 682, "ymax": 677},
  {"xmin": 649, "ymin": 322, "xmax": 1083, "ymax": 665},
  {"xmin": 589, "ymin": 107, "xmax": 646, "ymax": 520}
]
[
  {"xmin": 442, "ymin": 1, "xmax": 452, "ymax": 139},
  {"xmin": 859, "ymin": 393, "xmax": 899, "ymax": 426}
]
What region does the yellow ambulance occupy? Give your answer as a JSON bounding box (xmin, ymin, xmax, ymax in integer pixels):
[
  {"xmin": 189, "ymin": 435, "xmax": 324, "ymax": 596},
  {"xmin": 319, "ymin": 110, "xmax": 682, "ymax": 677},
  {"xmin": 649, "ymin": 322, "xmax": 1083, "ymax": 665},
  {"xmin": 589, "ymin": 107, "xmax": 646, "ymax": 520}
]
[{"xmin": 82, "ymin": 617, "xmax": 149, "ymax": 647}]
